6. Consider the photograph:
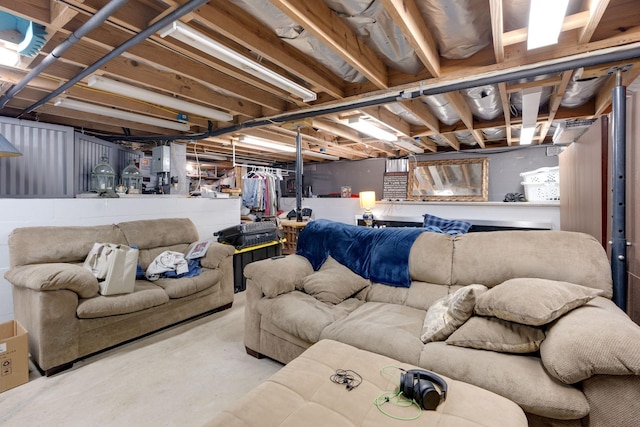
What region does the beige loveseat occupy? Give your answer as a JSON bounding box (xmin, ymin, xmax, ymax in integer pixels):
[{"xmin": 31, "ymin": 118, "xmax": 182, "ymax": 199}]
[
  {"xmin": 243, "ymin": 222, "xmax": 640, "ymax": 427},
  {"xmin": 5, "ymin": 218, "xmax": 235, "ymax": 376}
]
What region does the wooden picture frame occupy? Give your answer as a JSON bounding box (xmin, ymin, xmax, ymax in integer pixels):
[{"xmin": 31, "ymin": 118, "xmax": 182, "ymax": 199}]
[{"xmin": 407, "ymin": 158, "xmax": 489, "ymax": 202}]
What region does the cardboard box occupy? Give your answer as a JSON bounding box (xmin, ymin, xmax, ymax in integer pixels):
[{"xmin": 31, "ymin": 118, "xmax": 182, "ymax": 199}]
[{"xmin": 0, "ymin": 320, "xmax": 29, "ymax": 393}]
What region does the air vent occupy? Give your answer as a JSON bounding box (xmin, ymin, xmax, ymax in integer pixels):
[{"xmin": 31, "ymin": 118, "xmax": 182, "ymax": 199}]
[{"xmin": 552, "ymin": 119, "xmax": 597, "ymax": 144}]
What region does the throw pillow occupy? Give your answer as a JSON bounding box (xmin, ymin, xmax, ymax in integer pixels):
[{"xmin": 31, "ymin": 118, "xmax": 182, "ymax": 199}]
[
  {"xmin": 302, "ymin": 256, "xmax": 370, "ymax": 304},
  {"xmin": 446, "ymin": 316, "xmax": 545, "ymax": 353},
  {"xmin": 420, "ymin": 284, "xmax": 488, "ymax": 343},
  {"xmin": 474, "ymin": 278, "xmax": 603, "ymax": 326}
]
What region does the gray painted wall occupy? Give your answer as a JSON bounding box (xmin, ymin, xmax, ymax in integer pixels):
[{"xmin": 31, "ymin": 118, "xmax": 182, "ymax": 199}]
[{"xmin": 300, "ymin": 145, "xmax": 559, "ymax": 201}]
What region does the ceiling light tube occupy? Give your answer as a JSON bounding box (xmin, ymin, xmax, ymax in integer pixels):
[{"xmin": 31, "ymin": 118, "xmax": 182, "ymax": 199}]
[
  {"xmin": 88, "ymin": 75, "xmax": 233, "ymax": 122},
  {"xmin": 347, "ymin": 117, "xmax": 398, "ymax": 142},
  {"xmin": 527, "ymin": 0, "xmax": 569, "ymax": 50},
  {"xmin": 159, "ymin": 21, "xmax": 317, "ymax": 102},
  {"xmin": 302, "ymin": 150, "xmax": 339, "ymax": 160},
  {"xmin": 238, "ymin": 135, "xmax": 296, "ymax": 152},
  {"xmin": 187, "ymin": 152, "xmax": 228, "ymax": 161},
  {"xmin": 394, "ymin": 138, "xmax": 425, "ymax": 154},
  {"xmin": 54, "ymin": 98, "xmax": 190, "ymax": 131},
  {"xmin": 520, "ymin": 126, "xmax": 537, "ymax": 145},
  {"xmin": 521, "ymin": 87, "xmax": 542, "ymax": 128}
]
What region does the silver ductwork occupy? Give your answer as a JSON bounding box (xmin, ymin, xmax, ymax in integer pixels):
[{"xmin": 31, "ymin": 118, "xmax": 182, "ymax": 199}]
[
  {"xmin": 415, "ymin": 0, "xmax": 491, "ymax": 59},
  {"xmin": 421, "ymin": 94, "xmax": 461, "ymax": 125},
  {"xmin": 324, "ymin": 0, "xmax": 423, "ymax": 74},
  {"xmin": 560, "ymin": 71, "xmax": 609, "ymax": 108},
  {"xmin": 462, "ymin": 85, "xmax": 503, "ymax": 120}
]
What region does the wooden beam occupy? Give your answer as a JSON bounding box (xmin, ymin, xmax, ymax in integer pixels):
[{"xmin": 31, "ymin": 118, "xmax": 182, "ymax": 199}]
[
  {"xmin": 362, "ymin": 106, "xmax": 411, "ymax": 137},
  {"xmin": 579, "ymin": 0, "xmax": 612, "ymax": 44},
  {"xmin": 497, "ymin": 82, "xmax": 513, "ymax": 146},
  {"xmin": 489, "ymin": 0, "xmax": 504, "ymax": 63},
  {"xmin": 440, "ymin": 133, "xmax": 461, "ymax": 151},
  {"xmin": 402, "ymin": 99, "xmax": 440, "ymax": 133},
  {"xmin": 381, "ymin": 0, "xmax": 440, "ymax": 77},
  {"xmin": 538, "ymin": 70, "xmax": 573, "ymax": 143},
  {"xmin": 443, "ymin": 91, "xmax": 484, "ymax": 146},
  {"xmin": 271, "ymin": 0, "xmax": 388, "ymax": 89}
]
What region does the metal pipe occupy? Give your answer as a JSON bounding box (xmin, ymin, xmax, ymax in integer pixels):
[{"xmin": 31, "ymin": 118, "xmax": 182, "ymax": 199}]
[
  {"xmin": 295, "ymin": 126, "xmax": 303, "ymax": 221},
  {"xmin": 0, "ymin": 0, "xmax": 129, "ymax": 108},
  {"xmin": 22, "ymin": 0, "xmax": 210, "ymax": 115},
  {"xmin": 611, "ymin": 69, "xmax": 628, "ymax": 310},
  {"xmin": 208, "ymin": 42, "xmax": 640, "ymax": 138}
]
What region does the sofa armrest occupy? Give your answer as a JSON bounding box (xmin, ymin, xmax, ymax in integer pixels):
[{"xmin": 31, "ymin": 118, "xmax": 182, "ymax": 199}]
[
  {"xmin": 199, "ymin": 242, "xmax": 235, "ymax": 269},
  {"xmin": 5, "ymin": 263, "xmax": 99, "ymax": 298},
  {"xmin": 243, "ymin": 254, "xmax": 313, "ymax": 298},
  {"xmin": 540, "ymin": 297, "xmax": 640, "ymax": 384}
]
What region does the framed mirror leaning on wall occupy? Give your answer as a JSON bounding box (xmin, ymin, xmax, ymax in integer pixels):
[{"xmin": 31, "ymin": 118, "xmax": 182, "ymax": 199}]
[{"xmin": 407, "ymin": 158, "xmax": 489, "ymax": 202}]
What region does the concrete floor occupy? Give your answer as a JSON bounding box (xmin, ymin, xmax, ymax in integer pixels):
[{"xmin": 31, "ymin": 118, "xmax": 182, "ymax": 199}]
[{"xmin": 0, "ymin": 292, "xmax": 282, "ymax": 427}]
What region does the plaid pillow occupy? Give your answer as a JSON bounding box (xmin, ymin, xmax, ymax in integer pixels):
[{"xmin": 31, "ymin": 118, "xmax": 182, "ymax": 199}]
[{"xmin": 422, "ymin": 213, "xmax": 471, "ymax": 235}]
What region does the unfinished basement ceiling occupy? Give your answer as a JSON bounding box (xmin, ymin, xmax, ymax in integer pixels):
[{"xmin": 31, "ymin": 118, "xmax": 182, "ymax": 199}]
[{"xmin": 0, "ymin": 0, "xmax": 639, "ymax": 170}]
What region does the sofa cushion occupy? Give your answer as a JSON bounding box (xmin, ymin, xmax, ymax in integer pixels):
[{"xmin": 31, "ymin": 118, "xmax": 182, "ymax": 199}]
[
  {"xmin": 118, "ymin": 218, "xmax": 199, "ymax": 250},
  {"xmin": 320, "ymin": 302, "xmax": 425, "ymax": 365},
  {"xmin": 474, "ymin": 278, "xmax": 602, "ymax": 326},
  {"xmin": 77, "ymin": 281, "xmax": 169, "ymax": 318},
  {"xmin": 302, "ymin": 256, "xmax": 370, "ymax": 304},
  {"xmin": 451, "ymin": 231, "xmax": 613, "ymax": 297},
  {"xmin": 408, "ymin": 232, "xmax": 454, "ymax": 285},
  {"xmin": 541, "ymin": 297, "xmax": 640, "ymax": 384},
  {"xmin": 446, "ymin": 316, "xmax": 545, "ymax": 353},
  {"xmin": 363, "ymin": 281, "xmax": 449, "ymax": 312},
  {"xmin": 152, "ymin": 268, "xmax": 220, "ymax": 299},
  {"xmin": 258, "ymin": 291, "xmax": 363, "ymax": 343},
  {"xmin": 420, "ymin": 284, "xmax": 487, "ymax": 342},
  {"xmin": 420, "ymin": 342, "xmax": 590, "ymax": 420}
]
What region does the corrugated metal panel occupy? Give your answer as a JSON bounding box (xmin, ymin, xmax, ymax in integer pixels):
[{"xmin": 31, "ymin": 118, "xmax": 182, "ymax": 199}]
[
  {"xmin": 74, "ymin": 133, "xmax": 143, "ymax": 194},
  {"xmin": 0, "ymin": 118, "xmax": 74, "ymax": 198},
  {"xmin": 0, "ymin": 117, "xmax": 143, "ymax": 197}
]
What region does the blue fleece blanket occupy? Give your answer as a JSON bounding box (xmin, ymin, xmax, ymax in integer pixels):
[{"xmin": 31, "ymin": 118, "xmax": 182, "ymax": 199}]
[{"xmin": 296, "ymin": 219, "xmax": 427, "ymax": 288}]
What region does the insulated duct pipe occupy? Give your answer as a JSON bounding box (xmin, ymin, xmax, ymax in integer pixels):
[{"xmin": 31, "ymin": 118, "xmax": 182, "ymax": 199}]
[
  {"xmin": 207, "ymin": 42, "xmax": 640, "ymax": 138},
  {"xmin": 610, "ymin": 69, "xmax": 628, "ymax": 310},
  {"xmin": 21, "ymin": 0, "xmax": 210, "ymax": 115},
  {"xmin": 0, "ymin": 0, "xmax": 129, "ymax": 108}
]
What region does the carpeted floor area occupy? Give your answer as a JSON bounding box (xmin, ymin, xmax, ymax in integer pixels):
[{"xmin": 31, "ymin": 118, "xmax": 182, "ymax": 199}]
[{"xmin": 0, "ymin": 292, "xmax": 283, "ymax": 427}]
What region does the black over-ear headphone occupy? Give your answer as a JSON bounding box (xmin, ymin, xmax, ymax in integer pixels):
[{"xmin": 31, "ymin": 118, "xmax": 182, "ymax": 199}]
[{"xmin": 400, "ymin": 369, "xmax": 448, "ymax": 410}]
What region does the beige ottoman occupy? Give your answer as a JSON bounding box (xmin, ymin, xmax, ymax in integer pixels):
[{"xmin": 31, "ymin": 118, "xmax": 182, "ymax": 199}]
[{"xmin": 206, "ymin": 339, "xmax": 527, "ymax": 427}]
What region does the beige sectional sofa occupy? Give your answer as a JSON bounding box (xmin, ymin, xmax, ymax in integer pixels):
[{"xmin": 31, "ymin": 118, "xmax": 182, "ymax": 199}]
[
  {"xmin": 243, "ymin": 222, "xmax": 640, "ymax": 427},
  {"xmin": 5, "ymin": 218, "xmax": 235, "ymax": 376}
]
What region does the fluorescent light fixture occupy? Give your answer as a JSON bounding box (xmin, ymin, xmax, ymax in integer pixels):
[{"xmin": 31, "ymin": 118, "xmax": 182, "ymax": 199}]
[
  {"xmin": 0, "ymin": 46, "xmax": 20, "ymax": 67},
  {"xmin": 394, "ymin": 138, "xmax": 424, "ymax": 154},
  {"xmin": 347, "ymin": 117, "xmax": 398, "ymax": 142},
  {"xmin": 88, "ymin": 76, "xmax": 233, "ymax": 122},
  {"xmin": 238, "ymin": 135, "xmax": 296, "ymax": 152},
  {"xmin": 187, "ymin": 152, "xmax": 227, "ymax": 161},
  {"xmin": 521, "ymin": 87, "xmax": 542, "ymax": 128},
  {"xmin": 520, "ymin": 126, "xmax": 537, "ymax": 145},
  {"xmin": 302, "ymin": 150, "xmax": 339, "ymax": 160},
  {"xmin": 159, "ymin": 21, "xmax": 317, "ymax": 102},
  {"xmin": 54, "ymin": 98, "xmax": 190, "ymax": 131},
  {"xmin": 0, "ymin": 133, "xmax": 22, "ymax": 157},
  {"xmin": 527, "ymin": 0, "xmax": 569, "ymax": 50}
]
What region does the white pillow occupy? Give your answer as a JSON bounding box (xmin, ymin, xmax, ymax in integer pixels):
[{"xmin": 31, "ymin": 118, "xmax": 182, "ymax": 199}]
[{"xmin": 420, "ymin": 284, "xmax": 488, "ymax": 343}]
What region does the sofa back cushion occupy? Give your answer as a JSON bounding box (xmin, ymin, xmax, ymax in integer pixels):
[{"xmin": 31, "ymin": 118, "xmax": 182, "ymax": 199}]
[
  {"xmin": 409, "ymin": 232, "xmax": 454, "ymax": 285},
  {"xmin": 8, "ymin": 224, "xmax": 126, "ymax": 267},
  {"xmin": 117, "ymin": 218, "xmax": 199, "ymax": 250},
  {"xmin": 451, "ymin": 230, "xmax": 613, "ymax": 297}
]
